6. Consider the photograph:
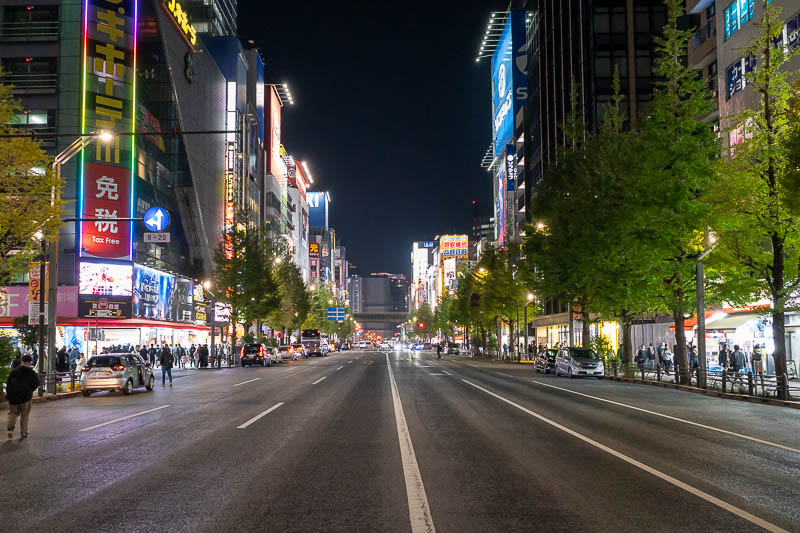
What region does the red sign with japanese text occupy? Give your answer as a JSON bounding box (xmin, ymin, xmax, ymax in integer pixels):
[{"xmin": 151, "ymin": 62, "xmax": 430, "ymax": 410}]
[{"xmin": 81, "ymin": 163, "xmax": 132, "ymax": 260}]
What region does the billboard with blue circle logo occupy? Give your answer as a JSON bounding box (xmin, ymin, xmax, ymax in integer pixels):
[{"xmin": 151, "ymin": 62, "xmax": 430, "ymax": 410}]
[{"xmin": 491, "ymin": 9, "xmax": 528, "ymax": 155}]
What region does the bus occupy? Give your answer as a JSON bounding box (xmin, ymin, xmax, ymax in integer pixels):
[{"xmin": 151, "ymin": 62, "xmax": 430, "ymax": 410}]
[{"xmin": 301, "ymin": 329, "xmax": 329, "ymax": 357}]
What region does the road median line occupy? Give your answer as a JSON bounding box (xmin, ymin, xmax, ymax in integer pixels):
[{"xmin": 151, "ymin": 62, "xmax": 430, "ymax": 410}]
[
  {"xmin": 312, "ymin": 376, "xmax": 327, "ymax": 385},
  {"xmin": 462, "ymin": 379, "xmax": 788, "ymax": 533},
  {"xmin": 79, "ymin": 405, "xmax": 171, "ymax": 432},
  {"xmin": 233, "ymin": 377, "xmax": 261, "ymax": 387}
]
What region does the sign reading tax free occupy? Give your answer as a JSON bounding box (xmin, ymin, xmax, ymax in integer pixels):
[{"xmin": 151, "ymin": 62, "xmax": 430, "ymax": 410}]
[
  {"xmin": 80, "ymin": 0, "xmax": 137, "ymax": 261},
  {"xmin": 81, "ymin": 163, "xmax": 132, "ymax": 260}
]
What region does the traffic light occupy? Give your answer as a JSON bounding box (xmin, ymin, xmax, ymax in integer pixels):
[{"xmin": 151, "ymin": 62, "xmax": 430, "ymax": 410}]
[{"xmin": 418, "ymin": 321, "xmax": 424, "ymax": 329}]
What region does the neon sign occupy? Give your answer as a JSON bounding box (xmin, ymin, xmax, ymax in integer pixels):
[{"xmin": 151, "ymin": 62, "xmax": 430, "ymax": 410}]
[
  {"xmin": 162, "ymin": 0, "xmax": 197, "ymax": 48},
  {"xmin": 79, "ymin": 0, "xmax": 138, "ymax": 261}
]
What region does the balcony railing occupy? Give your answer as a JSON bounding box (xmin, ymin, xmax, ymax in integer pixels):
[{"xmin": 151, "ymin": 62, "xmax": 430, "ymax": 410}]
[
  {"xmin": 0, "ymin": 73, "xmax": 58, "ymax": 93},
  {"xmin": 0, "ymin": 21, "xmax": 59, "ymax": 40},
  {"xmin": 692, "ymin": 18, "xmax": 715, "ymax": 49}
]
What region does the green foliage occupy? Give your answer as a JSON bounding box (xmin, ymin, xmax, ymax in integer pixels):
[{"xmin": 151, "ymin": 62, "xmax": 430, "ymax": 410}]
[
  {"xmin": 709, "ymin": 1, "xmax": 800, "ymax": 386},
  {"xmin": 267, "ymin": 246, "xmax": 311, "ymax": 334},
  {"xmin": 241, "ymin": 332, "xmax": 255, "ymax": 345},
  {"xmin": 412, "ymin": 302, "xmax": 435, "ymax": 340},
  {"xmin": 0, "ymin": 78, "xmax": 64, "ymax": 286},
  {"xmin": 590, "ymin": 333, "xmax": 614, "ymax": 363},
  {"xmin": 0, "ymin": 335, "xmax": 16, "ymax": 394},
  {"xmin": 12, "ymin": 316, "xmax": 38, "ymax": 350}
]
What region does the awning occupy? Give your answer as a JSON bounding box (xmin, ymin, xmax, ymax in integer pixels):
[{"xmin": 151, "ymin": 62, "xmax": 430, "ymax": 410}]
[
  {"xmin": 670, "ymin": 310, "xmax": 714, "ymax": 331},
  {"xmin": 706, "ymin": 312, "xmax": 762, "ymax": 331}
]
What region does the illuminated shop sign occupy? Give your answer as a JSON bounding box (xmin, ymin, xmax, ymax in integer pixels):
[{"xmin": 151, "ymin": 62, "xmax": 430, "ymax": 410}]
[
  {"xmin": 440, "ymin": 235, "xmax": 469, "ymax": 257},
  {"xmin": 309, "ymin": 242, "xmax": 320, "ymax": 258},
  {"xmin": 490, "ymin": 9, "xmax": 528, "ymax": 154},
  {"xmin": 79, "ymin": 0, "xmax": 138, "ymax": 261},
  {"xmin": 162, "ymin": 0, "xmax": 197, "ymax": 48},
  {"xmin": 505, "ymin": 144, "xmax": 517, "ymax": 192},
  {"xmin": 78, "ymin": 262, "xmax": 133, "ymax": 319},
  {"xmin": 132, "ymin": 264, "xmax": 193, "ymax": 322}
]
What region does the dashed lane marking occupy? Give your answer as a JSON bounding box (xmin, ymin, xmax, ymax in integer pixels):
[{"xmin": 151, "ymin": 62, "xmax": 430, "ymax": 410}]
[
  {"xmin": 237, "ymin": 402, "xmax": 284, "ymax": 429},
  {"xmin": 79, "ymin": 405, "xmax": 171, "ymax": 432},
  {"xmin": 462, "ymin": 379, "xmax": 788, "ymax": 533},
  {"xmin": 233, "ymin": 377, "xmax": 261, "ymax": 387},
  {"xmin": 312, "ymin": 376, "xmax": 327, "ymax": 385},
  {"xmin": 336, "ymin": 366, "xmax": 344, "ymax": 371}
]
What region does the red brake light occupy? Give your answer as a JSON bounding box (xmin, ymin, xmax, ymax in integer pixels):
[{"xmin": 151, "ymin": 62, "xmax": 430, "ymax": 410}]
[
  {"xmin": 259, "ymin": 346, "xmax": 263, "ymax": 355},
  {"xmin": 240, "ymin": 346, "xmax": 245, "ymax": 356},
  {"xmin": 111, "ymin": 364, "xmax": 125, "ymax": 371}
]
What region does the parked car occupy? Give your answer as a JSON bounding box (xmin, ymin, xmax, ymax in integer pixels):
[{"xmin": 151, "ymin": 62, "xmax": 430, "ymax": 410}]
[
  {"xmin": 339, "ymin": 343, "xmax": 351, "ymax": 351},
  {"xmin": 80, "ymin": 354, "xmax": 154, "ymax": 396},
  {"xmin": 534, "ymin": 349, "xmax": 558, "ymax": 374},
  {"xmin": 554, "ymin": 347, "xmax": 604, "ymax": 378},
  {"xmin": 278, "ymin": 345, "xmax": 299, "ymax": 361},
  {"xmin": 447, "ymin": 342, "xmax": 460, "ymax": 355},
  {"xmin": 379, "ymin": 342, "xmax": 391, "ymax": 351},
  {"xmin": 291, "ymin": 343, "xmax": 308, "ymax": 358},
  {"xmin": 240, "ymin": 344, "xmax": 272, "ymax": 367}
]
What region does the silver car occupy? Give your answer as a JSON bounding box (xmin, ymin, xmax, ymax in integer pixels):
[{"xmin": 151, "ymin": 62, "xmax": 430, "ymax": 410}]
[
  {"xmin": 80, "ymin": 353, "xmax": 155, "ymax": 396},
  {"xmin": 554, "ymin": 347, "xmax": 605, "ymax": 378}
]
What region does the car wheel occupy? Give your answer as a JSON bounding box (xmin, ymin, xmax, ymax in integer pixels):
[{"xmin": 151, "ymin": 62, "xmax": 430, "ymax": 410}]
[
  {"xmin": 81, "ymin": 390, "xmax": 92, "ymax": 397},
  {"xmin": 146, "ymin": 375, "xmax": 154, "ymax": 391},
  {"xmin": 122, "ymin": 379, "xmax": 133, "ymax": 395}
]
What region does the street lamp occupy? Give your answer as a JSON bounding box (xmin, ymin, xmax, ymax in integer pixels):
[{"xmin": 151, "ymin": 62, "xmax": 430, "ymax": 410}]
[
  {"xmin": 521, "ymin": 292, "xmax": 535, "ymax": 360},
  {"xmin": 203, "ymin": 280, "xmax": 218, "ymax": 368},
  {"xmin": 46, "ymin": 131, "xmax": 114, "ymax": 389}
]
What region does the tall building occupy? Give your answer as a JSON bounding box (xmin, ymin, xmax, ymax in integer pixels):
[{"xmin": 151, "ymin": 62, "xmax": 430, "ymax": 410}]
[
  {"xmin": 687, "ymin": 0, "xmax": 718, "ymax": 125},
  {"xmin": 183, "ymin": 0, "xmax": 237, "ymax": 37}
]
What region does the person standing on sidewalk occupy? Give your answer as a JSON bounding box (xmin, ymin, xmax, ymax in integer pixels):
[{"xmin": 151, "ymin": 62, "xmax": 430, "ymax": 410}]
[
  {"xmin": 436, "ymin": 343, "xmax": 443, "ymax": 360},
  {"xmin": 730, "ymin": 344, "xmax": 746, "ymax": 389},
  {"xmin": 6, "ymin": 355, "xmax": 40, "ymax": 439},
  {"xmin": 159, "ymin": 345, "xmax": 174, "ymax": 386},
  {"xmin": 752, "ymin": 343, "xmax": 764, "ymax": 374},
  {"xmin": 719, "ymin": 343, "xmax": 730, "ymax": 370}
]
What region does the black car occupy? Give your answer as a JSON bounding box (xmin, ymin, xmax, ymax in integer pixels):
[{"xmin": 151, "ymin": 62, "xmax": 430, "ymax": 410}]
[
  {"xmin": 534, "ymin": 349, "xmax": 557, "ymax": 374},
  {"xmin": 339, "ymin": 343, "xmax": 351, "ymax": 351},
  {"xmin": 240, "ymin": 344, "xmax": 272, "ymax": 367}
]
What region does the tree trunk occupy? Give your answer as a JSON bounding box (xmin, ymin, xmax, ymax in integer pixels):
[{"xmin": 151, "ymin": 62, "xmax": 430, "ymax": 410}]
[
  {"xmin": 495, "ymin": 316, "xmax": 501, "ymax": 359},
  {"xmin": 772, "ymin": 308, "xmax": 788, "ymax": 399},
  {"xmin": 582, "ymin": 312, "xmax": 591, "ymax": 348},
  {"xmin": 620, "ymin": 310, "xmax": 633, "ymax": 364},
  {"xmin": 672, "ymin": 310, "xmax": 690, "ymax": 385}
]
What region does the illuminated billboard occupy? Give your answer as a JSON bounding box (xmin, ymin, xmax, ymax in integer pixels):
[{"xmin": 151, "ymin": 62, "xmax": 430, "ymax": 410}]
[
  {"xmin": 491, "ymin": 9, "xmax": 528, "ymax": 154},
  {"xmin": 79, "ymin": 0, "xmax": 138, "ymax": 261},
  {"xmin": 289, "ymin": 161, "xmax": 308, "ymax": 201},
  {"xmin": 496, "ymin": 164, "xmax": 505, "ymax": 247},
  {"xmin": 79, "ymin": 263, "xmax": 133, "ymax": 296},
  {"xmin": 132, "ymin": 264, "xmax": 194, "ymax": 322},
  {"xmin": 440, "ymin": 235, "xmax": 469, "ymax": 257},
  {"xmin": 268, "ymin": 85, "xmax": 286, "ymax": 180}
]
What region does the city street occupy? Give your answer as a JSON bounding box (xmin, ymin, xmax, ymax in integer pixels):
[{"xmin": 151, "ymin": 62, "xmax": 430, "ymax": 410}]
[{"xmin": 2, "ymin": 350, "xmax": 799, "ymax": 532}]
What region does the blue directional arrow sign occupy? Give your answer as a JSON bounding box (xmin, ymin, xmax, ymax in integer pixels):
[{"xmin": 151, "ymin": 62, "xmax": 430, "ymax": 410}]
[
  {"xmin": 327, "ymin": 307, "xmax": 346, "ymax": 322},
  {"xmin": 143, "ymin": 206, "xmax": 170, "ymax": 232}
]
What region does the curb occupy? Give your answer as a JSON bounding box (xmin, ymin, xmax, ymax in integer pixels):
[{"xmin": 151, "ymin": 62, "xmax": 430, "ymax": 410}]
[
  {"xmin": 0, "ymin": 391, "xmax": 81, "ymax": 410},
  {"xmin": 606, "ymin": 376, "xmax": 800, "ymax": 409}
]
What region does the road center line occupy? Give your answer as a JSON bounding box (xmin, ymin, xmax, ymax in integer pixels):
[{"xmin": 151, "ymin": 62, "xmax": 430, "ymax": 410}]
[
  {"xmin": 79, "ymin": 405, "xmax": 171, "ymax": 432},
  {"xmin": 467, "ymin": 363, "xmax": 477, "ymax": 367},
  {"xmin": 496, "ymin": 372, "xmax": 514, "ymax": 378},
  {"xmin": 348, "ymin": 360, "xmax": 353, "ymax": 364},
  {"xmin": 441, "ymin": 370, "xmax": 452, "ymax": 376},
  {"xmin": 530, "ymin": 380, "xmax": 800, "ymax": 454},
  {"xmin": 336, "ymin": 365, "xmax": 344, "ymax": 371},
  {"xmin": 385, "ymin": 353, "xmax": 436, "ymax": 533},
  {"xmin": 237, "ymin": 402, "xmax": 284, "ymax": 429},
  {"xmin": 312, "ymin": 376, "xmax": 327, "ymax": 385},
  {"xmin": 233, "ymin": 377, "xmax": 261, "ymax": 387},
  {"xmin": 462, "ymin": 379, "xmax": 787, "ymax": 533}
]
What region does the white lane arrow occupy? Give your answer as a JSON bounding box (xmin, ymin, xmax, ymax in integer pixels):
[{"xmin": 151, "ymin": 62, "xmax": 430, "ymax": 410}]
[{"xmin": 146, "ymin": 209, "xmax": 164, "ymax": 231}]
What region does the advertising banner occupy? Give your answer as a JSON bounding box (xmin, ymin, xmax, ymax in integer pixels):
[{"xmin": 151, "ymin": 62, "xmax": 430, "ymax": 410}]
[
  {"xmin": 79, "ymin": 0, "xmax": 137, "ymax": 261},
  {"xmin": 490, "ymin": 9, "xmax": 529, "ymax": 154},
  {"xmin": 440, "ymin": 235, "xmax": 469, "ymax": 257},
  {"xmin": 289, "ymin": 162, "xmax": 308, "ymax": 201},
  {"xmin": 505, "ymin": 144, "xmax": 517, "ymax": 192},
  {"xmin": 79, "ymin": 262, "xmax": 133, "ymax": 319},
  {"xmin": 496, "ymin": 164, "xmax": 506, "ymax": 247},
  {"xmin": 136, "ymin": 102, "xmax": 166, "ymax": 152},
  {"xmin": 444, "ymin": 257, "xmax": 457, "ymax": 289},
  {"xmin": 81, "ymin": 163, "xmax": 133, "ymax": 260},
  {"xmin": 309, "ymin": 242, "xmax": 320, "ymax": 258},
  {"xmin": 268, "ymin": 86, "xmax": 286, "ymax": 179},
  {"xmin": 79, "ymin": 295, "xmax": 132, "ymax": 319},
  {"xmin": 192, "ymin": 284, "xmax": 206, "ymax": 324},
  {"xmin": 0, "ymin": 286, "xmax": 78, "ymax": 320},
  {"xmin": 132, "ymin": 264, "xmax": 193, "ymax": 322}
]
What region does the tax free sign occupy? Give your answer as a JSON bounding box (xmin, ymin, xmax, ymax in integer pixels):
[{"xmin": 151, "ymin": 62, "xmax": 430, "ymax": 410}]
[{"xmin": 491, "ymin": 9, "xmax": 528, "ymax": 155}]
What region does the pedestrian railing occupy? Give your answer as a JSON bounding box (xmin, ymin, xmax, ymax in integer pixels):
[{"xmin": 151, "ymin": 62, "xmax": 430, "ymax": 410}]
[
  {"xmin": 36, "ymin": 370, "xmax": 81, "ymax": 396},
  {"xmin": 606, "ymin": 361, "xmax": 798, "ymax": 401}
]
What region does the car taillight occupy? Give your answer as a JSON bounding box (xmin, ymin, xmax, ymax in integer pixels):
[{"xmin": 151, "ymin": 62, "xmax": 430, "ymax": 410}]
[
  {"xmin": 111, "ymin": 365, "xmax": 125, "ymax": 371},
  {"xmin": 259, "ymin": 346, "xmax": 263, "ymax": 355},
  {"xmin": 241, "ymin": 346, "xmax": 245, "ymax": 356}
]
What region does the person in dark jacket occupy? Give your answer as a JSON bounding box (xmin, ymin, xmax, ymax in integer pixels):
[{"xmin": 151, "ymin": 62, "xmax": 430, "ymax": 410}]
[
  {"xmin": 159, "ymin": 345, "xmax": 174, "ymax": 386},
  {"xmin": 719, "ymin": 344, "xmax": 730, "ymax": 370},
  {"xmin": 198, "ymin": 344, "xmax": 209, "ymax": 368},
  {"xmin": 139, "ymin": 345, "xmax": 148, "ymax": 363},
  {"xmin": 147, "ymin": 344, "xmax": 157, "ymax": 366},
  {"xmin": 56, "ymin": 346, "xmax": 68, "ymax": 373},
  {"xmin": 436, "ymin": 343, "xmax": 443, "ymax": 359},
  {"xmin": 6, "ymin": 355, "xmax": 40, "ymax": 439}
]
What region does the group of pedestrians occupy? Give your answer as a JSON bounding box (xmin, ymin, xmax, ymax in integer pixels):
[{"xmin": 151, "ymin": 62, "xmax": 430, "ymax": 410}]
[{"xmin": 634, "ymin": 343, "xmax": 674, "ymax": 373}]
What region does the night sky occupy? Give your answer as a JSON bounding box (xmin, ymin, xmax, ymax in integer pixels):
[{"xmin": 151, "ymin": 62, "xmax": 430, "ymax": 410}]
[{"xmin": 237, "ymin": 2, "xmax": 503, "ymax": 276}]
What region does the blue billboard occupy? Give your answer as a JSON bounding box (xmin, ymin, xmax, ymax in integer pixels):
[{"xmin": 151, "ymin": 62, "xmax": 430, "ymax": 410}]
[
  {"xmin": 491, "ymin": 9, "xmax": 529, "ymax": 155},
  {"xmin": 133, "ymin": 265, "xmax": 194, "ymax": 322}
]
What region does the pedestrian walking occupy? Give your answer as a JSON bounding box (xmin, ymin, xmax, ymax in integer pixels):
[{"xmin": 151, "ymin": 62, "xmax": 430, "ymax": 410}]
[
  {"xmin": 56, "ymin": 346, "xmax": 68, "ymax": 373},
  {"xmin": 635, "ymin": 345, "xmax": 646, "ymax": 366},
  {"xmin": 159, "ymin": 345, "xmax": 174, "ymax": 386},
  {"xmin": 198, "ymin": 344, "xmax": 209, "ymax": 368},
  {"xmin": 436, "ymin": 343, "xmax": 443, "ymax": 359},
  {"xmin": 502, "ymin": 343, "xmax": 508, "ymax": 359},
  {"xmin": 6, "ymin": 355, "xmax": 40, "ymax": 439},
  {"xmin": 719, "ymin": 343, "xmax": 730, "ymax": 370},
  {"xmin": 74, "ymin": 352, "xmax": 87, "ymax": 380},
  {"xmin": 752, "ymin": 343, "xmax": 765, "ymax": 374},
  {"xmin": 139, "ymin": 344, "xmax": 148, "ymax": 364},
  {"xmin": 647, "ymin": 343, "xmax": 656, "ymax": 370},
  {"xmin": 147, "ymin": 344, "xmax": 157, "ymax": 366},
  {"xmin": 730, "ymin": 344, "xmax": 746, "ymax": 388}
]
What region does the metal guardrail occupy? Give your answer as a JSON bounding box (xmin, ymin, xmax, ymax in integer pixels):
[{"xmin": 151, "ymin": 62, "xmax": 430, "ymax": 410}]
[
  {"xmin": 0, "ymin": 21, "xmax": 59, "ymax": 40},
  {"xmin": 606, "ymin": 361, "xmax": 797, "ymax": 401},
  {"xmin": 0, "ymin": 73, "xmax": 58, "ymax": 91}
]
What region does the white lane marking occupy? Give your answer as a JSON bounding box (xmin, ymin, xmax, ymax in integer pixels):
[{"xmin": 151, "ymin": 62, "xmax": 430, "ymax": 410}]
[
  {"xmin": 467, "ymin": 363, "xmax": 478, "ymax": 367},
  {"xmin": 463, "ymin": 379, "xmax": 788, "ymax": 533},
  {"xmin": 348, "ymin": 360, "xmax": 353, "ymax": 364},
  {"xmin": 496, "ymin": 372, "xmax": 514, "ymax": 378},
  {"xmin": 312, "ymin": 376, "xmax": 327, "ymax": 385},
  {"xmin": 233, "ymin": 377, "xmax": 261, "ymax": 387},
  {"xmin": 336, "ymin": 366, "xmax": 344, "ymax": 371},
  {"xmin": 385, "ymin": 353, "xmax": 435, "ymax": 533},
  {"xmin": 429, "ymin": 373, "xmax": 446, "ymax": 376},
  {"xmin": 79, "ymin": 405, "xmax": 171, "ymax": 432},
  {"xmin": 530, "ymin": 380, "xmax": 800, "ymax": 455},
  {"xmin": 441, "ymin": 370, "xmax": 453, "ymax": 376},
  {"xmin": 237, "ymin": 402, "xmax": 284, "ymax": 429}
]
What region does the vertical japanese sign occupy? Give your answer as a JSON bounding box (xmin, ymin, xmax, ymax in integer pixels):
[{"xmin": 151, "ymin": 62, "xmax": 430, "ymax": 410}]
[
  {"xmin": 79, "ymin": 0, "xmax": 138, "ymax": 261},
  {"xmin": 28, "ymin": 262, "xmax": 48, "ymax": 325}
]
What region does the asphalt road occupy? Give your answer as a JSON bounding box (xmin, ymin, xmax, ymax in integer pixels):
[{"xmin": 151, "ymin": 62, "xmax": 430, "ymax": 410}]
[{"xmin": 2, "ymin": 351, "xmax": 799, "ymax": 532}]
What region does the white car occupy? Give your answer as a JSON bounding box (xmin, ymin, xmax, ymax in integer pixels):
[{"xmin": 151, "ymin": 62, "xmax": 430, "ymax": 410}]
[{"xmin": 379, "ymin": 342, "xmax": 391, "ymax": 351}]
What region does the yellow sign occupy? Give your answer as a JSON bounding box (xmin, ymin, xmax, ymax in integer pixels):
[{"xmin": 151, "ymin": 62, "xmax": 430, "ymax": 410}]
[{"xmin": 163, "ymin": 0, "xmax": 197, "ymax": 47}]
